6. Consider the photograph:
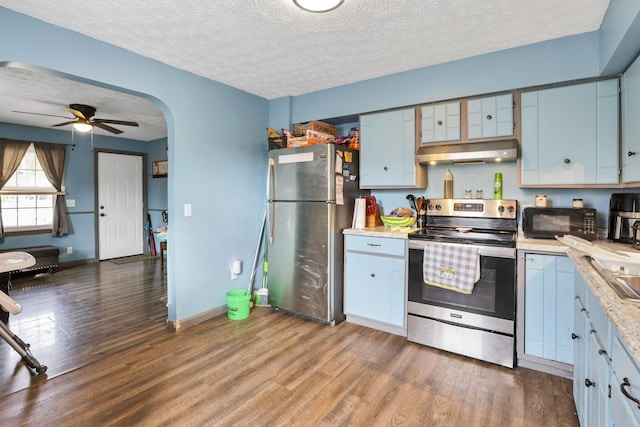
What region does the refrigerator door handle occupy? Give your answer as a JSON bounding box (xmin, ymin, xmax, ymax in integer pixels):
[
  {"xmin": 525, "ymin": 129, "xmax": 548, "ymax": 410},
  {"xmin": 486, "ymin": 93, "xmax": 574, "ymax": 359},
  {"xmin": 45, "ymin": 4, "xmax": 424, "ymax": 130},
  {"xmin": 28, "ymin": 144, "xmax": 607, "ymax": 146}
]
[{"xmin": 267, "ymin": 158, "xmax": 275, "ymax": 243}]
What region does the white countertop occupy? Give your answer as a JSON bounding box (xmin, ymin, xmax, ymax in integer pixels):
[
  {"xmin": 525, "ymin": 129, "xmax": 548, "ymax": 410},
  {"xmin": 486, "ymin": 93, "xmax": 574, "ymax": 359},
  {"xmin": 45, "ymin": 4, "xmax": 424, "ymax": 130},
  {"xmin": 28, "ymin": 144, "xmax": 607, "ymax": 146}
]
[
  {"xmin": 344, "ymin": 226, "xmax": 640, "ymax": 362},
  {"xmin": 343, "ymin": 226, "xmax": 415, "ymax": 239}
]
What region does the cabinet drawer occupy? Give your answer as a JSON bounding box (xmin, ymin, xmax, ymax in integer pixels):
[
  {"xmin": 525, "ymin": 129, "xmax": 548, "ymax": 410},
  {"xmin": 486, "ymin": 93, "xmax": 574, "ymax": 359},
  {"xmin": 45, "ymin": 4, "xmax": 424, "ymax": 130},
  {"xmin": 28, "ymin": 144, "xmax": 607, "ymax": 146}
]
[
  {"xmin": 345, "ymin": 235, "xmax": 405, "ymax": 257},
  {"xmin": 587, "ymin": 287, "xmax": 611, "ymax": 353},
  {"xmin": 612, "ymin": 335, "xmax": 640, "ymax": 426}
]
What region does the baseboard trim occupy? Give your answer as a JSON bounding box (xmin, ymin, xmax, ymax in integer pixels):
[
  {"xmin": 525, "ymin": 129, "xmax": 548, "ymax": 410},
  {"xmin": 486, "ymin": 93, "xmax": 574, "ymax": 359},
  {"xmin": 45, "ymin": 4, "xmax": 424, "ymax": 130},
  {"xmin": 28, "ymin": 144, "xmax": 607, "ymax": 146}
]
[
  {"xmin": 346, "ymin": 314, "xmax": 407, "ymax": 337},
  {"xmin": 167, "ymin": 305, "xmax": 227, "ymax": 331},
  {"xmin": 517, "ymin": 355, "xmax": 573, "ymax": 379}
]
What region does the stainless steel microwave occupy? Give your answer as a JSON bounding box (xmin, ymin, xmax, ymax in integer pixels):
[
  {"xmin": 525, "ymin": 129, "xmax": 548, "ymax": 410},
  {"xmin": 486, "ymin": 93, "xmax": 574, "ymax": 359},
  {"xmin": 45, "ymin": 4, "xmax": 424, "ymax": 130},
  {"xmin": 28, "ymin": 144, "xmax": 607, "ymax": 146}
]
[{"xmin": 522, "ymin": 207, "xmax": 597, "ymax": 240}]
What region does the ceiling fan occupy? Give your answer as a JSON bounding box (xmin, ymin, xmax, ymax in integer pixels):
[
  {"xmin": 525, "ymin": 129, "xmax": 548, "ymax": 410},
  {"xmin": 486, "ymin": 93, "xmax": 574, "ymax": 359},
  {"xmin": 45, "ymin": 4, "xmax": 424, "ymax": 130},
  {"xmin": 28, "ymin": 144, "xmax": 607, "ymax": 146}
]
[{"xmin": 12, "ymin": 103, "xmax": 139, "ymax": 134}]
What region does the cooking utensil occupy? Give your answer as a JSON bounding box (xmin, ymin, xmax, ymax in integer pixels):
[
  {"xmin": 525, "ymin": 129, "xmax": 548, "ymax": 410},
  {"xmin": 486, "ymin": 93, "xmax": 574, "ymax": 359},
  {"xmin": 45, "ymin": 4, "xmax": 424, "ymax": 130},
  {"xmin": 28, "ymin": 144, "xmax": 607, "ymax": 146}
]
[{"xmin": 406, "ymin": 194, "xmax": 417, "ymax": 212}]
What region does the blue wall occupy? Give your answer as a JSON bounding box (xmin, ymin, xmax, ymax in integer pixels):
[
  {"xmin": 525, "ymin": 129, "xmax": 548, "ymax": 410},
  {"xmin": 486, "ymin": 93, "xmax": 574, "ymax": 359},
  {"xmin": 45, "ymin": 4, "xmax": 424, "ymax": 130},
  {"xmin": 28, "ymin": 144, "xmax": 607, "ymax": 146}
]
[
  {"xmin": 0, "ymin": 123, "xmax": 167, "ymax": 261},
  {"xmin": 0, "ymin": 7, "xmax": 268, "ymax": 323},
  {"xmin": 3, "ymin": 2, "xmax": 640, "ymax": 325}
]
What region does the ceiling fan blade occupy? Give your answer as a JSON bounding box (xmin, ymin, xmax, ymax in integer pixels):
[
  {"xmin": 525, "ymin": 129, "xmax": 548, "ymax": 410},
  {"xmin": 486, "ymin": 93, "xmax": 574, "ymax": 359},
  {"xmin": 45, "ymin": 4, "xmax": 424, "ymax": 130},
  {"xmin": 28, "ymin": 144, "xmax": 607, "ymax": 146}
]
[
  {"xmin": 12, "ymin": 110, "xmax": 75, "ymax": 120},
  {"xmin": 92, "ymin": 122, "xmax": 123, "ymax": 134},
  {"xmin": 52, "ymin": 121, "xmax": 77, "ymax": 127},
  {"xmin": 93, "ymin": 118, "xmax": 139, "ymax": 127},
  {"xmin": 67, "ymin": 107, "xmax": 87, "ymax": 120}
]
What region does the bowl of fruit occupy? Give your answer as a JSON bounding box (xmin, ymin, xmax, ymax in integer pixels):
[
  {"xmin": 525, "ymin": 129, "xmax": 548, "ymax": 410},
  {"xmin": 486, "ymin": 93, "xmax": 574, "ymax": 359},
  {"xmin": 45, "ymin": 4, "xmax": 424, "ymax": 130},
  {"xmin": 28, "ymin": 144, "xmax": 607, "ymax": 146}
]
[{"xmin": 380, "ymin": 208, "xmax": 416, "ymax": 228}]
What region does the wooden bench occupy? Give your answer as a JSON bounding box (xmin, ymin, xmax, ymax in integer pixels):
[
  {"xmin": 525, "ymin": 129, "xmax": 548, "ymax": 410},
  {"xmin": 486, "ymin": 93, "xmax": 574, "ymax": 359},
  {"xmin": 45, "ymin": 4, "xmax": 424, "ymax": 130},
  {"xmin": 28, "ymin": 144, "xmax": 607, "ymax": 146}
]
[{"xmin": 0, "ymin": 246, "xmax": 59, "ymax": 274}]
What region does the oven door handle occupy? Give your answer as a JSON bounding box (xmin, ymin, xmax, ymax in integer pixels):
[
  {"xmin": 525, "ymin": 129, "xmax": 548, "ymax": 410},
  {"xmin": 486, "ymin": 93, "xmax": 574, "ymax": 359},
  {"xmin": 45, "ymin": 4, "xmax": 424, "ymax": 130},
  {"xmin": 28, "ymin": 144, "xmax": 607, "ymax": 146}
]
[{"xmin": 407, "ymin": 240, "xmax": 515, "ymax": 258}]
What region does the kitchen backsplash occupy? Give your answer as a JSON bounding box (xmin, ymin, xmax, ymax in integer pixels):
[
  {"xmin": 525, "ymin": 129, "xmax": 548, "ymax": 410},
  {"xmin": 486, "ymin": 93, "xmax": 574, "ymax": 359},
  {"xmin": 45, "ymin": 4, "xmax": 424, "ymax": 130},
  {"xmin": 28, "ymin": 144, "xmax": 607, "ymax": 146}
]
[{"xmin": 367, "ymin": 163, "xmax": 638, "ymax": 229}]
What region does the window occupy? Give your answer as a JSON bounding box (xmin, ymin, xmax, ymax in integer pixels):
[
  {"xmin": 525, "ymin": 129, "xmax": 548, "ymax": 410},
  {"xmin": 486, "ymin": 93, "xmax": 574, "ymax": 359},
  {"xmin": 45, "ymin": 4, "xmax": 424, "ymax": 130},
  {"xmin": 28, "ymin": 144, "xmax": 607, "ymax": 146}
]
[{"xmin": 1, "ymin": 144, "xmax": 56, "ymax": 232}]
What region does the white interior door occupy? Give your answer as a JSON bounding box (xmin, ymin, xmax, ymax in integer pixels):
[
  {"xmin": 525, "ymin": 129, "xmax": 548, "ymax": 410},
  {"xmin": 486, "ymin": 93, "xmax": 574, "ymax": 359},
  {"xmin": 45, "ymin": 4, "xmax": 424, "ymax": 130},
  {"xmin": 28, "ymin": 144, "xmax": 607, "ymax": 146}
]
[{"xmin": 97, "ymin": 152, "xmax": 144, "ymax": 260}]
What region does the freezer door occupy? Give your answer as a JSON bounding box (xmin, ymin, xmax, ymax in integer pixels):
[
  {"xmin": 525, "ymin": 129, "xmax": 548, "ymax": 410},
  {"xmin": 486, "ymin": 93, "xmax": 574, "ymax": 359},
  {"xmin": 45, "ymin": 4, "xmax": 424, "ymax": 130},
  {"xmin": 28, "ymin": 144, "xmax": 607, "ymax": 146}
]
[
  {"xmin": 268, "ymin": 145, "xmax": 335, "ymax": 201},
  {"xmin": 267, "ymin": 200, "xmax": 335, "ymax": 322}
]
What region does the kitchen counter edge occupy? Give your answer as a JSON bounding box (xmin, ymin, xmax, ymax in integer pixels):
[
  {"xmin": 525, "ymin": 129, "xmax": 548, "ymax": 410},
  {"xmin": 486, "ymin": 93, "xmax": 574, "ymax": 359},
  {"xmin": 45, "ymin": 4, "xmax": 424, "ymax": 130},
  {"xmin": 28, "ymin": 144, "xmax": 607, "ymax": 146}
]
[{"xmin": 343, "ymin": 227, "xmax": 413, "ymax": 239}]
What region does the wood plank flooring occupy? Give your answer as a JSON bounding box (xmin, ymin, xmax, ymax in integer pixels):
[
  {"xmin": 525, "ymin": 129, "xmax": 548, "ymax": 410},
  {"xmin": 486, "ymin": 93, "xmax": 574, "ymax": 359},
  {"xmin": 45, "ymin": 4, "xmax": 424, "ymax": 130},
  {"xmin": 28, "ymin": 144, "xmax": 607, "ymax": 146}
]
[{"xmin": 0, "ymin": 260, "xmax": 579, "ymax": 426}]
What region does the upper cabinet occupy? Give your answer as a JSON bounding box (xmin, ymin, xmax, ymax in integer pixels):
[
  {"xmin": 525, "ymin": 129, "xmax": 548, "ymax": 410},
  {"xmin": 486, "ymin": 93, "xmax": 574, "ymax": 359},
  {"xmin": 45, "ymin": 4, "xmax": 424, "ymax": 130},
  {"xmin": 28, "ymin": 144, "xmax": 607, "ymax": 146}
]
[
  {"xmin": 520, "ymin": 79, "xmax": 619, "ymax": 187},
  {"xmin": 420, "ymin": 102, "xmax": 461, "ymax": 143},
  {"xmin": 622, "ymin": 54, "xmax": 640, "ymax": 184},
  {"xmin": 467, "ymin": 94, "xmax": 514, "ymax": 140},
  {"xmin": 360, "ymin": 108, "xmax": 428, "ymax": 189}
]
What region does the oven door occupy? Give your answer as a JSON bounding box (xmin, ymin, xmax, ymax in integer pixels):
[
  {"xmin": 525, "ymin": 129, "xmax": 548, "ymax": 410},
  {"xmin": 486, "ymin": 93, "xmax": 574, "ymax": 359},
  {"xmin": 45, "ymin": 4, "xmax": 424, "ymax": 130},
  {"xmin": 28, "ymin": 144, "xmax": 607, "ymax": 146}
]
[{"xmin": 407, "ymin": 240, "xmax": 516, "ymax": 322}]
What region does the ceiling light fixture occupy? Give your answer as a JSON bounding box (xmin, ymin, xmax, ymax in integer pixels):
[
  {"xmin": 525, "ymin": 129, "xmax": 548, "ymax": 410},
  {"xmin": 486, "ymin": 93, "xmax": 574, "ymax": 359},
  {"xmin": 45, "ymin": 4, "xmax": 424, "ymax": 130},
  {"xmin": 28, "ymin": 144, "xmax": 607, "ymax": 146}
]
[
  {"xmin": 293, "ymin": 0, "xmax": 344, "ymax": 13},
  {"xmin": 72, "ymin": 121, "xmax": 93, "ymax": 133}
]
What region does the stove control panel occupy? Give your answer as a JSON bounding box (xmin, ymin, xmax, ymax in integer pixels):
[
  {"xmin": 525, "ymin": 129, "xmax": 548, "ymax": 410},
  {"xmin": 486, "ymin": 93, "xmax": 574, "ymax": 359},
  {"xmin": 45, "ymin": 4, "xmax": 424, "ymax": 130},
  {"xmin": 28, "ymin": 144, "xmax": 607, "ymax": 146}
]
[{"xmin": 427, "ymin": 198, "xmax": 518, "ymax": 219}]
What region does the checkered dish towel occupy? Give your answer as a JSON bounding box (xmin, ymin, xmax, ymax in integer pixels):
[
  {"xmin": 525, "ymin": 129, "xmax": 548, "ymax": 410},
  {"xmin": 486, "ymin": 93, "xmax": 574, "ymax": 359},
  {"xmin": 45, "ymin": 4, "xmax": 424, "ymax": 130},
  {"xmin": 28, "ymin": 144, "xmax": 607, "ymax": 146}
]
[{"xmin": 423, "ymin": 242, "xmax": 480, "ymax": 294}]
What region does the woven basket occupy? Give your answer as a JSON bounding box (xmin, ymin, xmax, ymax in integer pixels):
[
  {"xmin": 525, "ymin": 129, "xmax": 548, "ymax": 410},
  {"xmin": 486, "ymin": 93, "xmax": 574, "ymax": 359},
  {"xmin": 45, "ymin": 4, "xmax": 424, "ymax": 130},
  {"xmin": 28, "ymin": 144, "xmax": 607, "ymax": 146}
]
[{"xmin": 268, "ymin": 137, "xmax": 287, "ymax": 150}]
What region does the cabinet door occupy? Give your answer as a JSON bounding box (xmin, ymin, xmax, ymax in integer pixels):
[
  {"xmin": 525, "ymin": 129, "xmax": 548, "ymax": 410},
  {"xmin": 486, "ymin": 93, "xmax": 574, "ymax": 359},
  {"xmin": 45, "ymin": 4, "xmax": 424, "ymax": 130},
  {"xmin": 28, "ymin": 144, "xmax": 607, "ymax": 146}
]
[
  {"xmin": 521, "ymin": 79, "xmax": 619, "ymax": 186},
  {"xmin": 611, "ymin": 335, "xmax": 640, "ymax": 427},
  {"xmin": 622, "ymin": 54, "xmax": 640, "ymax": 183},
  {"xmin": 420, "ymin": 102, "xmax": 460, "ymax": 143},
  {"xmin": 360, "ymin": 108, "xmax": 420, "ymax": 188},
  {"xmin": 555, "ymin": 256, "xmax": 575, "ymax": 364},
  {"xmin": 345, "ymin": 251, "xmax": 405, "ymax": 327},
  {"xmin": 467, "ymin": 94, "xmax": 513, "ymax": 139},
  {"xmin": 573, "ymin": 293, "xmax": 588, "ymax": 427},
  {"xmin": 524, "ymin": 254, "xmax": 574, "ymax": 363}
]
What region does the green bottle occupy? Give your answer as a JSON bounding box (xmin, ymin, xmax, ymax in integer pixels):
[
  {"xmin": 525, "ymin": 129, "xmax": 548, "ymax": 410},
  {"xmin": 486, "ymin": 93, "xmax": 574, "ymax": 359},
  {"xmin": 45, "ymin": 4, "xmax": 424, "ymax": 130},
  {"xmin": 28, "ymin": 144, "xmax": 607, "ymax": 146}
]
[{"xmin": 494, "ymin": 172, "xmax": 503, "ymax": 200}]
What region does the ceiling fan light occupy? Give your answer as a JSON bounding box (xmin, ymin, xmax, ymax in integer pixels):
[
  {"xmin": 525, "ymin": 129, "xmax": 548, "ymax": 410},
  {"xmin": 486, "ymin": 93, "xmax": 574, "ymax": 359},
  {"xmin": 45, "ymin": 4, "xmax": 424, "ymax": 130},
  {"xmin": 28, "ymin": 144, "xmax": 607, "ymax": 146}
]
[
  {"xmin": 73, "ymin": 122, "xmax": 93, "ymax": 133},
  {"xmin": 293, "ymin": 0, "xmax": 343, "ymax": 13}
]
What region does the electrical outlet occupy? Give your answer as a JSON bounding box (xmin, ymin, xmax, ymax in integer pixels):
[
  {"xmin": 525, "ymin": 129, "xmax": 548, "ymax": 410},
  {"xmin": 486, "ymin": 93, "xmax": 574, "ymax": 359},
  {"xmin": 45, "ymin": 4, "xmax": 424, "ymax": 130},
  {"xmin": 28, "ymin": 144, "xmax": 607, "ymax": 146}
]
[{"xmin": 66, "ymin": 246, "xmax": 73, "ymax": 254}]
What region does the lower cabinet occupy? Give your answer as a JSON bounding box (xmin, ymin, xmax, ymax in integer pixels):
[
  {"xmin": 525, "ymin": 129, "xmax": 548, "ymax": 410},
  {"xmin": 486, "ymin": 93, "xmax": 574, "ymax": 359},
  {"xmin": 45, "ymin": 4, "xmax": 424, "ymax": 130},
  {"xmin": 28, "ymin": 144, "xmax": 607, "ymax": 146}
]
[
  {"xmin": 611, "ymin": 334, "xmax": 640, "ymax": 426},
  {"xmin": 344, "ymin": 235, "xmax": 407, "ymax": 335},
  {"xmin": 523, "ymin": 253, "xmax": 575, "ymax": 364},
  {"xmin": 573, "ymin": 271, "xmax": 613, "ymax": 427}
]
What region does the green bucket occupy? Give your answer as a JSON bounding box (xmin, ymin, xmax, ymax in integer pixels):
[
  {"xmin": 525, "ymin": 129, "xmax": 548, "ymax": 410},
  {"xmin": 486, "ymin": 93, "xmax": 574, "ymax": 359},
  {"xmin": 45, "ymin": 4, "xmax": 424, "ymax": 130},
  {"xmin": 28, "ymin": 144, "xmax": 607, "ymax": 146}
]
[{"xmin": 226, "ymin": 289, "xmax": 251, "ymax": 320}]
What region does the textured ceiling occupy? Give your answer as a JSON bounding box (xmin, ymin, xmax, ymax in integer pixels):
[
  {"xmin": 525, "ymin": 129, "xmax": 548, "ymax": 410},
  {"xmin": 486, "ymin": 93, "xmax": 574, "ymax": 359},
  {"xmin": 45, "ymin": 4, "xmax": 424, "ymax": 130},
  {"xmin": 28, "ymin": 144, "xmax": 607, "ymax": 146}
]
[{"xmin": 0, "ymin": 0, "xmax": 610, "ymax": 140}]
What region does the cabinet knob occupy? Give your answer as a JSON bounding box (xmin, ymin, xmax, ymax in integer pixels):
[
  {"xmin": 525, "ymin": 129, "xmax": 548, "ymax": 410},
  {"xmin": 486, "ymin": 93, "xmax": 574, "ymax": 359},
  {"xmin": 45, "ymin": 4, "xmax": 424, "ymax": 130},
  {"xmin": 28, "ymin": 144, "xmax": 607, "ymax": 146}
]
[
  {"xmin": 585, "ymin": 378, "xmax": 595, "ymax": 388},
  {"xmin": 598, "ymin": 349, "xmax": 607, "ymax": 356},
  {"xmin": 486, "ymin": 114, "xmax": 492, "ymax": 120},
  {"xmin": 383, "ymin": 166, "xmax": 388, "ymax": 171},
  {"xmin": 621, "ymin": 378, "xmax": 640, "ymax": 409},
  {"xmin": 100, "ymin": 213, "xmax": 106, "ymax": 217},
  {"xmin": 571, "ymin": 333, "xmax": 579, "ymax": 340},
  {"xmin": 437, "ymin": 120, "xmax": 443, "ymax": 125},
  {"xmin": 629, "ymin": 151, "xmax": 637, "ymax": 157},
  {"xmin": 564, "ymin": 158, "xmax": 571, "ymax": 164},
  {"xmin": 370, "ymin": 273, "xmax": 376, "ymax": 278}
]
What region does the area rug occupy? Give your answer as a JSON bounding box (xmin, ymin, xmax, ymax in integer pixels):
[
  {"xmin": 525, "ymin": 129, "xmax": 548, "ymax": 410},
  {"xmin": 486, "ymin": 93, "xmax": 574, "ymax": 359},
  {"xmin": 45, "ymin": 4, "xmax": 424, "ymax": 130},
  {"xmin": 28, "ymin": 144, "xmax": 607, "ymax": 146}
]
[{"xmin": 109, "ymin": 254, "xmax": 158, "ymax": 264}]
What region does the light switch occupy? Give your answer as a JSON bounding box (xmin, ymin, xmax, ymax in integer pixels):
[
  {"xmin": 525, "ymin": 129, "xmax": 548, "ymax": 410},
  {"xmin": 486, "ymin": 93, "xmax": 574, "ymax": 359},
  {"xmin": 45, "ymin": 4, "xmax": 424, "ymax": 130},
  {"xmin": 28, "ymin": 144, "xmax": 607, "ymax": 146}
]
[
  {"xmin": 66, "ymin": 199, "xmax": 76, "ymax": 207},
  {"xmin": 184, "ymin": 203, "xmax": 192, "ymax": 217}
]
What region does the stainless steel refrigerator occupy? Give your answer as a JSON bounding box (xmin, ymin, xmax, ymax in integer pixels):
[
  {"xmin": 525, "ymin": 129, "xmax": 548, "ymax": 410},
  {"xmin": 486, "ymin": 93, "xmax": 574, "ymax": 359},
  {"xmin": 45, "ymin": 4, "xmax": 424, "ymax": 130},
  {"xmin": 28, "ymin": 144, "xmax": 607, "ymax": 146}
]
[{"xmin": 266, "ymin": 144, "xmax": 362, "ymax": 325}]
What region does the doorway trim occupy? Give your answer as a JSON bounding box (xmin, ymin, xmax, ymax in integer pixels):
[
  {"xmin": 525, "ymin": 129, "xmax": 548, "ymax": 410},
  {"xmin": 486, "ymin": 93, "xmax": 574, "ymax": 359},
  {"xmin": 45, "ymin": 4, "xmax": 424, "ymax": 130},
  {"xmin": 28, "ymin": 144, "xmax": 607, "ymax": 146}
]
[{"xmin": 94, "ymin": 148, "xmax": 148, "ymax": 261}]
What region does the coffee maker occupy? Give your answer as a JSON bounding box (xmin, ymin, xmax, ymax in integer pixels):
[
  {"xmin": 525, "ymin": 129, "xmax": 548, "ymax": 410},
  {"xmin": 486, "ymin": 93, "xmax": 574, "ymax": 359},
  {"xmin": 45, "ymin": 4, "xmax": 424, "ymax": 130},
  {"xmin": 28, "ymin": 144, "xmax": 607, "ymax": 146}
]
[{"xmin": 608, "ymin": 193, "xmax": 640, "ymax": 246}]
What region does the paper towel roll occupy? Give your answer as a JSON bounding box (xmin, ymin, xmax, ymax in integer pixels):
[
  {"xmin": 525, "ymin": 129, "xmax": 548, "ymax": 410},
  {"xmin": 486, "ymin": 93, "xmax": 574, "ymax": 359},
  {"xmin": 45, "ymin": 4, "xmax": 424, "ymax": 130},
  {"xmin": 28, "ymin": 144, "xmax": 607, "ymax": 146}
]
[{"xmin": 352, "ymin": 198, "xmax": 366, "ymax": 229}]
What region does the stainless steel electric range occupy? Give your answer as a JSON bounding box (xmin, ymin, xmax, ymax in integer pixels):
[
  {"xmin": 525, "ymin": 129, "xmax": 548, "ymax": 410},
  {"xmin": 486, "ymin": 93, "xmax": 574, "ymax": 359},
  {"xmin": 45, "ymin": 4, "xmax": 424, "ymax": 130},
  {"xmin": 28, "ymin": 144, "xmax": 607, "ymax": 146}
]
[{"xmin": 407, "ymin": 198, "xmax": 518, "ymax": 368}]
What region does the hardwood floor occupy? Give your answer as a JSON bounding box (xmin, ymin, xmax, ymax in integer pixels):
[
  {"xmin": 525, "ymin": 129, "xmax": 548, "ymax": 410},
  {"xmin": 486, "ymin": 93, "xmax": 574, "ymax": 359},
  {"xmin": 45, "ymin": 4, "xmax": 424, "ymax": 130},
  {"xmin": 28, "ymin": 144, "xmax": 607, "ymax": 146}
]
[{"xmin": 0, "ymin": 260, "xmax": 579, "ymax": 426}]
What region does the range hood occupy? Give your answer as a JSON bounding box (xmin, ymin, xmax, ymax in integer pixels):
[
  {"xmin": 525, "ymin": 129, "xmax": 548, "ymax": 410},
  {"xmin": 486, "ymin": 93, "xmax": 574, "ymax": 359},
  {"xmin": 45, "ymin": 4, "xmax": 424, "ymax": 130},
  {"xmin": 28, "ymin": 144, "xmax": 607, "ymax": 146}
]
[{"xmin": 416, "ymin": 139, "xmax": 518, "ymax": 165}]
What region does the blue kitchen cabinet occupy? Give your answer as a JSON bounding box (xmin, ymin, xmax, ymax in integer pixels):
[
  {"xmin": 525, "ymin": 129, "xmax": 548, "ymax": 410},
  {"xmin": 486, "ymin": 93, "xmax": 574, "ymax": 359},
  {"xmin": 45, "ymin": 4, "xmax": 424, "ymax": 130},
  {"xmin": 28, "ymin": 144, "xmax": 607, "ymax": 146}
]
[
  {"xmin": 467, "ymin": 94, "xmax": 513, "ymax": 140},
  {"xmin": 573, "ymin": 271, "xmax": 613, "ymax": 427},
  {"xmin": 420, "ymin": 102, "xmax": 461, "ymax": 143},
  {"xmin": 611, "ymin": 333, "xmax": 640, "ymax": 427},
  {"xmin": 520, "ymin": 79, "xmax": 619, "ymax": 186},
  {"xmin": 344, "ymin": 235, "xmax": 407, "ymax": 335},
  {"xmin": 621, "ymin": 53, "xmax": 640, "ymax": 184},
  {"xmin": 360, "ymin": 108, "xmax": 427, "ymax": 188},
  {"xmin": 524, "ymin": 254, "xmax": 574, "ymax": 364}
]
